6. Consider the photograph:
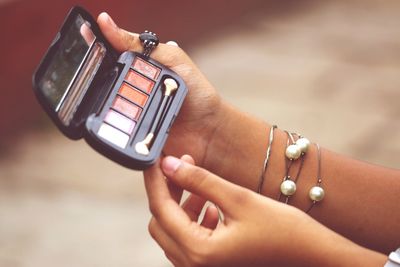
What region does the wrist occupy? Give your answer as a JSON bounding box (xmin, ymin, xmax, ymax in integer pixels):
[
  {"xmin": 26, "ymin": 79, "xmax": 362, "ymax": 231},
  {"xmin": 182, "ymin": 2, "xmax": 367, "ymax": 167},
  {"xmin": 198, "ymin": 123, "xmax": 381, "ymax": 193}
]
[{"xmin": 203, "ymin": 101, "xmax": 270, "ymax": 188}]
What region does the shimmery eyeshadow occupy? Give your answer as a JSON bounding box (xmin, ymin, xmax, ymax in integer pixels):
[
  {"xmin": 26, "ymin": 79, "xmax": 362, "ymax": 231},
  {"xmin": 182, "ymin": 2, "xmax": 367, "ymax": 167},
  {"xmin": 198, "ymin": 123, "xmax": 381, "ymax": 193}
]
[
  {"xmin": 118, "ymin": 83, "xmax": 148, "ymax": 106},
  {"xmin": 125, "ymin": 70, "xmax": 155, "ymax": 93},
  {"xmin": 132, "ymin": 57, "xmax": 160, "ymax": 80},
  {"xmin": 104, "ymin": 109, "xmax": 136, "ymax": 134},
  {"xmin": 112, "ymin": 96, "xmax": 142, "ymax": 120},
  {"xmin": 98, "ymin": 123, "xmax": 129, "ymax": 148}
]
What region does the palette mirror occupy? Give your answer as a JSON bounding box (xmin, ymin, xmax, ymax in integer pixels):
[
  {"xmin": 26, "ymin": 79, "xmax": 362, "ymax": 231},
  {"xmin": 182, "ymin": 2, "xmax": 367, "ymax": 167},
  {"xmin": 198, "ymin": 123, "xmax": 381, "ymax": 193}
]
[{"xmin": 37, "ymin": 14, "xmax": 106, "ymax": 127}]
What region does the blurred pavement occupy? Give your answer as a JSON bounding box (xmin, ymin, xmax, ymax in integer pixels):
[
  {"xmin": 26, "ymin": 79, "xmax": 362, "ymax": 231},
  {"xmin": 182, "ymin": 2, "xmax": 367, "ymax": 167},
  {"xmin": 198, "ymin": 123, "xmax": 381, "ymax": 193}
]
[{"xmin": 1, "ymin": 1, "xmax": 399, "ymax": 266}]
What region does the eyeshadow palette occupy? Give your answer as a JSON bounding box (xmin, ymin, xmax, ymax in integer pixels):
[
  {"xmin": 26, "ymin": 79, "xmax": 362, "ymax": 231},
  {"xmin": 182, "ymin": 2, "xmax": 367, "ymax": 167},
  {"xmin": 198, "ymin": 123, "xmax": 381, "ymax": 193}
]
[{"xmin": 32, "ymin": 6, "xmax": 187, "ymax": 170}]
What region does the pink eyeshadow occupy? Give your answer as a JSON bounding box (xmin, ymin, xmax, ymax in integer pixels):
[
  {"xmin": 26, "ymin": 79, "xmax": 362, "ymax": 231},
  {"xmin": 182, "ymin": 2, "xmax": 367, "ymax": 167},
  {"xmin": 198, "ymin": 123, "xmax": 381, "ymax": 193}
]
[
  {"xmin": 112, "ymin": 96, "xmax": 142, "ymax": 120},
  {"xmin": 125, "ymin": 70, "xmax": 154, "ymax": 94},
  {"xmin": 104, "ymin": 109, "xmax": 136, "ymax": 134},
  {"xmin": 132, "ymin": 57, "xmax": 160, "ymax": 80}
]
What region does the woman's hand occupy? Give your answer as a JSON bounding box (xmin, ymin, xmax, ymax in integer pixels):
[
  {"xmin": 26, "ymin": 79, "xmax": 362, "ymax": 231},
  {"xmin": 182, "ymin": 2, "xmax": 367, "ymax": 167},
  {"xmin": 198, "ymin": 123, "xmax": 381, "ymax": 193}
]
[
  {"xmin": 97, "ymin": 13, "xmax": 224, "ymax": 166},
  {"xmin": 97, "ymin": 12, "xmax": 274, "ymax": 192},
  {"xmin": 98, "ymin": 13, "xmax": 400, "ymax": 252},
  {"xmin": 143, "ymin": 155, "xmax": 386, "ymax": 267}
]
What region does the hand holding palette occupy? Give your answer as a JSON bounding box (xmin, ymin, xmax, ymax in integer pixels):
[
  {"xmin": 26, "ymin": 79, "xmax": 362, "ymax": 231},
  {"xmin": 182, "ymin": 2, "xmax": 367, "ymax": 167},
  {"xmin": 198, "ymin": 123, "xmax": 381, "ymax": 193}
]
[{"xmin": 32, "ymin": 6, "xmax": 187, "ymax": 170}]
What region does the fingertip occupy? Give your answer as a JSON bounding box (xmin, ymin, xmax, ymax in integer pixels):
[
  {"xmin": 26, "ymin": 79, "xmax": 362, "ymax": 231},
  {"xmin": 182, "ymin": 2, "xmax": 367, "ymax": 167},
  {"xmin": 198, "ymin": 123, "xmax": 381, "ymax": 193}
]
[
  {"xmin": 162, "ymin": 156, "xmax": 182, "ymax": 177},
  {"xmin": 145, "ymin": 157, "xmax": 161, "ymax": 171},
  {"xmin": 97, "ymin": 12, "xmax": 110, "ymax": 28},
  {"xmin": 97, "ymin": 12, "xmax": 117, "ymax": 40},
  {"xmin": 201, "ymin": 205, "xmax": 220, "ymax": 229},
  {"xmin": 97, "ymin": 12, "xmax": 116, "ymax": 27},
  {"xmin": 97, "ymin": 11, "xmax": 136, "ymax": 53},
  {"xmin": 166, "ymin": 40, "xmax": 179, "ymax": 47},
  {"xmin": 180, "ymin": 154, "xmax": 195, "ymax": 165},
  {"xmin": 143, "ymin": 158, "xmax": 162, "ymax": 184},
  {"xmin": 97, "ymin": 12, "xmax": 107, "ymax": 21}
]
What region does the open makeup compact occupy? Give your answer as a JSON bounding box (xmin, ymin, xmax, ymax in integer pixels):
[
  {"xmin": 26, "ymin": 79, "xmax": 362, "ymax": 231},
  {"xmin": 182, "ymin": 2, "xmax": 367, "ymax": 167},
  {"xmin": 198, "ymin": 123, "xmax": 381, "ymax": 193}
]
[{"xmin": 32, "ymin": 6, "xmax": 187, "ymax": 170}]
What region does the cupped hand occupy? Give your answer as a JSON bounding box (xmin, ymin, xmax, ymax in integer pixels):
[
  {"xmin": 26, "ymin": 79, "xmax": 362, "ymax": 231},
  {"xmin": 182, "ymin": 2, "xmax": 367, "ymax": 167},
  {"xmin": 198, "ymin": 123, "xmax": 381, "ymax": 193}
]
[
  {"xmin": 143, "ymin": 155, "xmax": 372, "ymax": 267},
  {"xmin": 97, "ymin": 13, "xmax": 224, "ymax": 165}
]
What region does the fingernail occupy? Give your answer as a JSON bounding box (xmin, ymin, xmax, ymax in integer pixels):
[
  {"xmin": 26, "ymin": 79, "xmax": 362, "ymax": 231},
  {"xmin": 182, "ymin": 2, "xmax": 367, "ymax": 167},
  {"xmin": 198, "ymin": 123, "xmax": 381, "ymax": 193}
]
[
  {"xmin": 162, "ymin": 156, "xmax": 182, "ymax": 176},
  {"xmin": 166, "ymin": 41, "xmax": 179, "ymax": 47},
  {"xmin": 103, "ymin": 12, "xmax": 117, "ymax": 28}
]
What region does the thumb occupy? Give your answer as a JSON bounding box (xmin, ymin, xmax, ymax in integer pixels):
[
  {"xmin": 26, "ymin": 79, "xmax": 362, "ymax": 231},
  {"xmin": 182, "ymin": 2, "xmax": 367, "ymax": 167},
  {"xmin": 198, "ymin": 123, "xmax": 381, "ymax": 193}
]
[
  {"xmin": 97, "ymin": 12, "xmax": 191, "ymax": 69},
  {"xmin": 97, "ymin": 12, "xmax": 142, "ymax": 53},
  {"xmin": 161, "ymin": 156, "xmax": 248, "ymax": 215}
]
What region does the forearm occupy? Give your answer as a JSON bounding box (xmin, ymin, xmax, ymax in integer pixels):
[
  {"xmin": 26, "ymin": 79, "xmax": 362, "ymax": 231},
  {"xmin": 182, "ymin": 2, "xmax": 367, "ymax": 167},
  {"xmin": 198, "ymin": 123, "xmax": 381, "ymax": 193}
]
[
  {"xmin": 298, "ymin": 216, "xmax": 387, "ymax": 267},
  {"xmin": 204, "ymin": 101, "xmax": 400, "ymax": 252},
  {"xmin": 314, "ymin": 240, "xmax": 386, "ymax": 267},
  {"xmin": 308, "ymin": 150, "xmax": 400, "ymax": 253}
]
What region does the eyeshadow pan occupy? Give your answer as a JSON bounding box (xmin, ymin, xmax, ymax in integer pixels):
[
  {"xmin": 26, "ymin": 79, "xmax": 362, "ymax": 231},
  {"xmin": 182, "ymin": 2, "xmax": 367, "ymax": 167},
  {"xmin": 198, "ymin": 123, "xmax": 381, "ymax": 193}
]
[
  {"xmin": 112, "ymin": 96, "xmax": 142, "ymax": 120},
  {"xmin": 98, "ymin": 123, "xmax": 129, "ymax": 149},
  {"xmin": 132, "ymin": 57, "xmax": 160, "ymax": 80},
  {"xmin": 118, "ymin": 83, "xmax": 148, "ymax": 106},
  {"xmin": 104, "ymin": 109, "xmax": 136, "ymax": 134},
  {"xmin": 125, "ymin": 70, "xmax": 155, "ymax": 93}
]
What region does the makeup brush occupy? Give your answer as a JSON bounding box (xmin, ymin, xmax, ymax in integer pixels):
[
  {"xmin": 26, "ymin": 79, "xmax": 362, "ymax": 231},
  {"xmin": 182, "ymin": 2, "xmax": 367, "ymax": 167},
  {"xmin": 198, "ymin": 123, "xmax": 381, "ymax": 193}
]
[{"xmin": 135, "ymin": 78, "xmax": 178, "ymax": 155}]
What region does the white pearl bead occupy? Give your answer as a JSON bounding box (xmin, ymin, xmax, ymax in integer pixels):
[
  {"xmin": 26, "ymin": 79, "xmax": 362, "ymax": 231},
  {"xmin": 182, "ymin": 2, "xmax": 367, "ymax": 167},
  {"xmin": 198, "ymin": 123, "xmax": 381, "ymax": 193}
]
[
  {"xmin": 309, "ymin": 186, "xmax": 325, "ymax": 202},
  {"xmin": 285, "ymin": 144, "xmax": 302, "ymax": 160},
  {"xmin": 280, "ymin": 179, "xmax": 297, "ymax": 196},
  {"xmin": 295, "ymin": 137, "xmax": 311, "ymax": 154}
]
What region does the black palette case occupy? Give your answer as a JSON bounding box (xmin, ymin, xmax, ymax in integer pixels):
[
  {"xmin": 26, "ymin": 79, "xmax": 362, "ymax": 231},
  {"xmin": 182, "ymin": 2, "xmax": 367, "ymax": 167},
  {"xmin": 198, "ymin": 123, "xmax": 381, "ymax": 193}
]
[{"xmin": 32, "ymin": 6, "xmax": 187, "ymax": 170}]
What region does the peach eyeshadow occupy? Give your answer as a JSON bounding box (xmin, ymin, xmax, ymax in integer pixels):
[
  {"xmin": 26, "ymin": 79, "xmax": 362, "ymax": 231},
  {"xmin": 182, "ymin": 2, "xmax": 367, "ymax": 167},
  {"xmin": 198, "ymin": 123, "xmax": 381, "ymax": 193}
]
[
  {"xmin": 118, "ymin": 83, "xmax": 148, "ymax": 107},
  {"xmin": 125, "ymin": 70, "xmax": 155, "ymax": 94}
]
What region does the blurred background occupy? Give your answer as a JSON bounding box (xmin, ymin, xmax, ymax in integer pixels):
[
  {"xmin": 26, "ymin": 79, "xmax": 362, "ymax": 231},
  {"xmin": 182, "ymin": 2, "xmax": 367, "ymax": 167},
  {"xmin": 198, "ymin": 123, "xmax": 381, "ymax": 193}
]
[{"xmin": 0, "ymin": 0, "xmax": 399, "ymax": 266}]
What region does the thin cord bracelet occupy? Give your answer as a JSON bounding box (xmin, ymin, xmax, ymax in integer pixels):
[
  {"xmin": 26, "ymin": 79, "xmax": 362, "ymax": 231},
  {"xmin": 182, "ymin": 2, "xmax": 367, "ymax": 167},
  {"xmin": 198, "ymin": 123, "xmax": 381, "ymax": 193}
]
[
  {"xmin": 257, "ymin": 125, "xmax": 277, "ymax": 194},
  {"xmin": 306, "ymin": 143, "xmax": 325, "ymax": 213}
]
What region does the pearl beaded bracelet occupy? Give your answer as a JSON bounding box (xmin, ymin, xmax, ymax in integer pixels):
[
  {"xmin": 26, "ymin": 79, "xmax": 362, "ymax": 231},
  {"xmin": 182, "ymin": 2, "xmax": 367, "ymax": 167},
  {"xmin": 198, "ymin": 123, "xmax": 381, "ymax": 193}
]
[
  {"xmin": 257, "ymin": 127, "xmax": 326, "ymax": 212},
  {"xmin": 279, "ymin": 132, "xmax": 310, "ymax": 203}
]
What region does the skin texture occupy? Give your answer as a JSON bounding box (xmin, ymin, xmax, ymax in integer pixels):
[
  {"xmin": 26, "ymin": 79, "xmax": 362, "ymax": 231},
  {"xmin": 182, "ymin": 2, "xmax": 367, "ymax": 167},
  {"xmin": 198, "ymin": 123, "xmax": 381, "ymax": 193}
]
[
  {"xmin": 144, "ymin": 155, "xmax": 386, "ymax": 267},
  {"xmin": 97, "ymin": 12, "xmax": 398, "ymax": 266}
]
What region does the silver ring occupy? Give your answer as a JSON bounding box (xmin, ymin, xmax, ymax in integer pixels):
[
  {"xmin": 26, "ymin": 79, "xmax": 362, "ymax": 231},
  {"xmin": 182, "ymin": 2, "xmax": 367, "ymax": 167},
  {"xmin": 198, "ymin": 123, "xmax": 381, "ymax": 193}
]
[{"xmin": 139, "ymin": 30, "xmax": 159, "ymax": 57}]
